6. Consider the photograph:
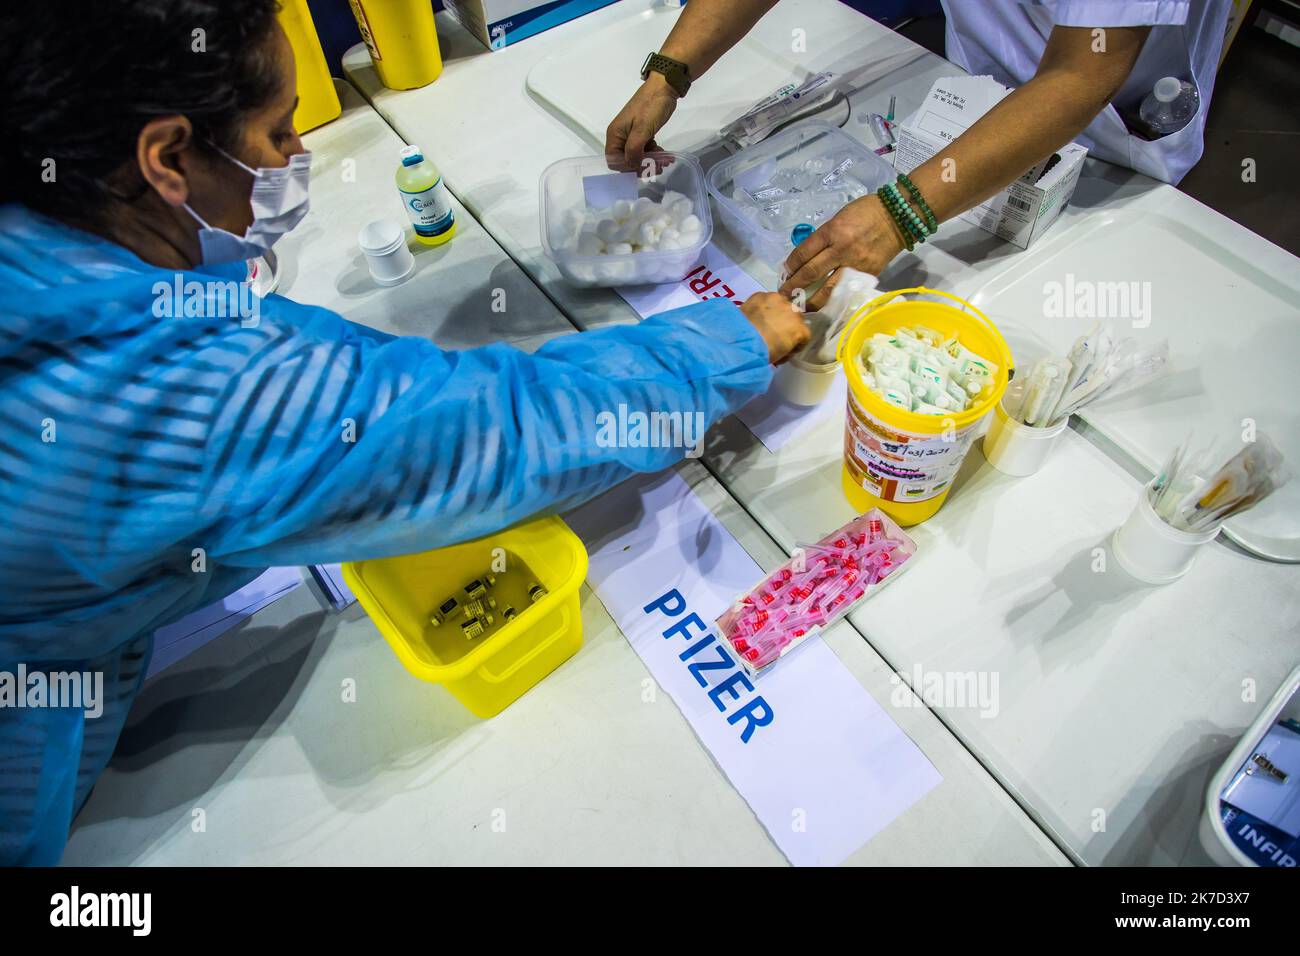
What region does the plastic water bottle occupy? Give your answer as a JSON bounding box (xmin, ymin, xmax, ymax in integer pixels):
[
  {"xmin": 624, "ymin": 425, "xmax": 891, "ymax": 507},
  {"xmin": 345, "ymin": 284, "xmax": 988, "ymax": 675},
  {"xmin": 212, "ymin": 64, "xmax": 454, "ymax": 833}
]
[
  {"xmin": 1139, "ymin": 76, "xmax": 1199, "ymax": 137},
  {"xmin": 395, "ymin": 145, "xmax": 456, "ymax": 246}
]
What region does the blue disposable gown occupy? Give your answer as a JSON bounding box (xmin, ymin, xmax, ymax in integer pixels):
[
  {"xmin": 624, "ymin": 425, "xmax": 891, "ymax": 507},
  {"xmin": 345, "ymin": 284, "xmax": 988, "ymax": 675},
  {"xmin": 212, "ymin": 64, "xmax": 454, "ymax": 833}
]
[{"xmin": 0, "ymin": 204, "xmax": 772, "ymax": 863}]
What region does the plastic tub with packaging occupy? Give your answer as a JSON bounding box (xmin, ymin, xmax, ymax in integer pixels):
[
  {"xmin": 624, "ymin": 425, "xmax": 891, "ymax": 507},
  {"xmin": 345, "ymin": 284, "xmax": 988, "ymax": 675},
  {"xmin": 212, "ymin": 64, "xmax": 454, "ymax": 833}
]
[
  {"xmin": 540, "ymin": 151, "xmax": 712, "ymax": 287},
  {"xmin": 836, "ymin": 288, "xmax": 1014, "ymax": 527},
  {"xmin": 706, "ymin": 120, "xmax": 896, "ymax": 266},
  {"xmin": 342, "ymin": 516, "xmax": 588, "ymax": 718}
]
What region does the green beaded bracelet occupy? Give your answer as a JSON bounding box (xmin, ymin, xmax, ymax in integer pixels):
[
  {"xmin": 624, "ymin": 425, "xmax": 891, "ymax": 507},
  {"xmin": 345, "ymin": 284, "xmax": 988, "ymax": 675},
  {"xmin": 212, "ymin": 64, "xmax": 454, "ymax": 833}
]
[
  {"xmin": 896, "ymin": 173, "xmax": 938, "ymax": 234},
  {"xmin": 877, "ymin": 186, "xmax": 922, "ymax": 251},
  {"xmin": 876, "ymin": 188, "xmax": 915, "ymax": 251},
  {"xmin": 880, "ymin": 182, "xmax": 929, "ymax": 244},
  {"xmin": 884, "ymin": 182, "xmax": 929, "ymax": 240}
]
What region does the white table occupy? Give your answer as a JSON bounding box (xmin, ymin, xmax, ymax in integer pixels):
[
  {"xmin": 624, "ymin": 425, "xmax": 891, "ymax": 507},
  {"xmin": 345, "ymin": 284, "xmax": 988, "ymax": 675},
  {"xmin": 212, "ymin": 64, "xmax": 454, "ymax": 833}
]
[
  {"xmin": 63, "ymin": 82, "xmax": 1066, "ymax": 866},
  {"xmin": 342, "ymin": 3, "xmax": 1300, "ymax": 864}
]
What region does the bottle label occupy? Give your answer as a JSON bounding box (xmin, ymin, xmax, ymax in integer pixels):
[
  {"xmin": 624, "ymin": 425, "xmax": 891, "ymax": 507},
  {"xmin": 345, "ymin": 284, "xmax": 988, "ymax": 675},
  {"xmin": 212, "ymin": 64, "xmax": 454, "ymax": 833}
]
[
  {"xmin": 399, "ymin": 180, "xmax": 455, "ymax": 238},
  {"xmin": 348, "ymin": 0, "xmax": 383, "ymax": 61}
]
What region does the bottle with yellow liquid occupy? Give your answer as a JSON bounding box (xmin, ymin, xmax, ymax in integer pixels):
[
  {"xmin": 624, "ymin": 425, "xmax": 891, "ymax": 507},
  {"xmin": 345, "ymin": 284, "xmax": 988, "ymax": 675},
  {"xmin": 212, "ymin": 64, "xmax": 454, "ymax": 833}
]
[
  {"xmin": 348, "ymin": 0, "xmax": 443, "ymax": 90},
  {"xmin": 396, "ymin": 145, "xmax": 456, "ymax": 246}
]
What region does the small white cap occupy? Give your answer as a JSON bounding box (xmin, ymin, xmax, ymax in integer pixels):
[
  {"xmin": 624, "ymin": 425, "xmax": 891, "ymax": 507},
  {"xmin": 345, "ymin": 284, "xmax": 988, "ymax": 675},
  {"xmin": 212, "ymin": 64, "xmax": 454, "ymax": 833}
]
[
  {"xmin": 1154, "ymin": 77, "xmax": 1181, "ymax": 103},
  {"xmin": 358, "ymin": 218, "xmax": 404, "ymax": 253}
]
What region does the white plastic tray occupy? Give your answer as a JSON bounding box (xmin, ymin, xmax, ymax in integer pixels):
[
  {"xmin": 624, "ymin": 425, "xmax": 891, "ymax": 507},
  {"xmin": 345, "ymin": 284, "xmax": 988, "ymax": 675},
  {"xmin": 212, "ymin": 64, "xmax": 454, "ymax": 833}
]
[
  {"xmin": 525, "ymin": 5, "xmax": 808, "ymax": 153},
  {"xmin": 968, "ymin": 207, "xmax": 1300, "ymax": 562}
]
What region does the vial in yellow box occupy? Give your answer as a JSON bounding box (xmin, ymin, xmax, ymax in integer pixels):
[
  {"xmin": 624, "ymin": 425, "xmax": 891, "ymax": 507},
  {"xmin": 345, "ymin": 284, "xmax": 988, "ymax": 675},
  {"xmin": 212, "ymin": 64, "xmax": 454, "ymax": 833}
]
[{"xmin": 396, "ymin": 145, "xmax": 456, "ymax": 246}]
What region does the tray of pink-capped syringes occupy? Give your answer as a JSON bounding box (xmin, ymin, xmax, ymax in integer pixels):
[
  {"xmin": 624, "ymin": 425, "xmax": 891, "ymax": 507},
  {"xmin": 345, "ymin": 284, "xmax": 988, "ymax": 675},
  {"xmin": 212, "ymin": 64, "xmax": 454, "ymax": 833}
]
[{"xmin": 716, "ymin": 510, "xmax": 917, "ymax": 677}]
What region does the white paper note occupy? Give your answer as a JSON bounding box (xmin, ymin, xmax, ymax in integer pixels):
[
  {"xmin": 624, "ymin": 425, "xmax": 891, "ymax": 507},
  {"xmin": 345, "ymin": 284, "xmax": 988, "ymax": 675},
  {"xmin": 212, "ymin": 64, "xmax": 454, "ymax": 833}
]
[
  {"xmin": 616, "ymin": 242, "xmax": 762, "ymax": 315},
  {"xmin": 736, "ymin": 375, "xmax": 847, "ymax": 453},
  {"xmin": 566, "ymin": 470, "xmax": 941, "ymax": 866},
  {"xmin": 582, "ymin": 171, "xmax": 639, "ymax": 209}
]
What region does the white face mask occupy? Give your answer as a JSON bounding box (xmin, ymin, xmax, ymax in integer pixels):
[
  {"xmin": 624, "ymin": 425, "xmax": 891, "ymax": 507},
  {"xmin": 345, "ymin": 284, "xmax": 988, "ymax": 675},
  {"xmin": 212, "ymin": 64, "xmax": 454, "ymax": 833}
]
[{"xmin": 183, "ymin": 146, "xmax": 312, "ymax": 266}]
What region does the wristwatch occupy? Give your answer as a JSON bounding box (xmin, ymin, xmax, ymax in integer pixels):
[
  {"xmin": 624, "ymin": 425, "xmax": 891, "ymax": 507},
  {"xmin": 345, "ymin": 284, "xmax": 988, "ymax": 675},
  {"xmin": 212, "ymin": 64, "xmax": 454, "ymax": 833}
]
[{"xmin": 641, "ymin": 52, "xmax": 691, "ymax": 98}]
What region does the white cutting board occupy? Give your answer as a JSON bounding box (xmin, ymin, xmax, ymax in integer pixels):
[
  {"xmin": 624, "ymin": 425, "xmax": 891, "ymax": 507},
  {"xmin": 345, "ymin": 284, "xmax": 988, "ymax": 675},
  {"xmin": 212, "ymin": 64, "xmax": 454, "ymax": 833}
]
[
  {"xmin": 968, "ymin": 207, "xmax": 1300, "ymax": 562},
  {"xmin": 526, "ymin": 5, "xmax": 809, "ymax": 153}
]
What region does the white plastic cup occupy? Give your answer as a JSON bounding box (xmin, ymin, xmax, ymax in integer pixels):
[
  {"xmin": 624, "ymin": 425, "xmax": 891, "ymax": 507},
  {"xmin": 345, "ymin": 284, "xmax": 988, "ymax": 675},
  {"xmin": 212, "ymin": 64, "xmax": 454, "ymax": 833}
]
[
  {"xmin": 1112, "ymin": 481, "xmax": 1220, "ymax": 585},
  {"xmin": 982, "ymin": 397, "xmax": 1069, "ymax": 476},
  {"xmin": 775, "ymin": 352, "xmax": 838, "ymax": 406},
  {"xmin": 358, "ymin": 218, "xmax": 415, "ymax": 286}
]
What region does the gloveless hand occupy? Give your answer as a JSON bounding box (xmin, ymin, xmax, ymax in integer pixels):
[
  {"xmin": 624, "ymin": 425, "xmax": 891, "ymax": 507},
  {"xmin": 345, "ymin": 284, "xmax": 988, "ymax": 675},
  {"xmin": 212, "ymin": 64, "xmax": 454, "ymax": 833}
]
[
  {"xmin": 740, "ymin": 292, "xmax": 810, "ymax": 365},
  {"xmin": 778, "ymin": 194, "xmax": 905, "ymax": 310},
  {"xmin": 604, "ymin": 73, "xmax": 679, "ymax": 169}
]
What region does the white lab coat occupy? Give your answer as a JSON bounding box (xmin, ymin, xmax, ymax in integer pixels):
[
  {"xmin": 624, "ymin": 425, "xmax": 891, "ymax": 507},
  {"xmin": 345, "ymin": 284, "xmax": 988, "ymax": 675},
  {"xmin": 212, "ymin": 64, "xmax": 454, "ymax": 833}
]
[{"xmin": 939, "ymin": 0, "xmax": 1232, "ymax": 183}]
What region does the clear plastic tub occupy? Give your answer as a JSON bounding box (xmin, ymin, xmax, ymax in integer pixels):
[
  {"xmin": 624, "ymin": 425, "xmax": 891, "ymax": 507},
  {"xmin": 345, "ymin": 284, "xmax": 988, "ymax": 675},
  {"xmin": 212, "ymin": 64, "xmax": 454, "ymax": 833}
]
[
  {"xmin": 706, "ymin": 120, "xmax": 896, "ymax": 266},
  {"xmin": 539, "ymin": 152, "xmax": 712, "ymax": 288}
]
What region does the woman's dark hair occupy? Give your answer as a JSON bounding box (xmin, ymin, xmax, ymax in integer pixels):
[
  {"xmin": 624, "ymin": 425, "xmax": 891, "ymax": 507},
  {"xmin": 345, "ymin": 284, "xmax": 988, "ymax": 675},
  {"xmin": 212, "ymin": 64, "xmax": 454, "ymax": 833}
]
[{"xmin": 0, "ymin": 0, "xmax": 283, "ymax": 221}]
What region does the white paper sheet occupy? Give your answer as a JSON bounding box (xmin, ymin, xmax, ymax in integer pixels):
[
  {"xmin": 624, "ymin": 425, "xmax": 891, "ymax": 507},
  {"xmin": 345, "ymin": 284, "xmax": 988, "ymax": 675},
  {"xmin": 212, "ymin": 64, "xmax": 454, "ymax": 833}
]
[
  {"xmin": 566, "ymin": 470, "xmax": 940, "ymax": 866},
  {"xmin": 736, "ymin": 375, "xmax": 847, "ymax": 453},
  {"xmin": 618, "ymin": 243, "xmax": 847, "ymax": 453},
  {"xmin": 582, "ymin": 171, "xmax": 639, "ymax": 209},
  {"xmin": 616, "ymin": 242, "xmax": 762, "ymax": 316}
]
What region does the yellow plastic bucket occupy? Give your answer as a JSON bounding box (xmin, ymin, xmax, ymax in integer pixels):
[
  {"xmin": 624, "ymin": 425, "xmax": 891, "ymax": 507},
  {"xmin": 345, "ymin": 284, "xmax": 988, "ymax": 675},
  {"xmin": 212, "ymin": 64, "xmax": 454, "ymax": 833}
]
[
  {"xmin": 277, "ymin": 0, "xmax": 342, "ymax": 134},
  {"xmin": 348, "ymin": 0, "xmax": 444, "ymax": 90},
  {"xmin": 342, "ymin": 516, "xmax": 588, "ymax": 718},
  {"xmin": 836, "ymin": 287, "xmax": 1014, "ymax": 526}
]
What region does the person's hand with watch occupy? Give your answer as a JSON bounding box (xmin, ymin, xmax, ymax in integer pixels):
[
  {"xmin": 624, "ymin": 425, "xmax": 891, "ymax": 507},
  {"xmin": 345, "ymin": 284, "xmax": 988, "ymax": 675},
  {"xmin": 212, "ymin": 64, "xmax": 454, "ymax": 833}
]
[{"xmin": 603, "ymin": 0, "xmax": 780, "ymax": 167}]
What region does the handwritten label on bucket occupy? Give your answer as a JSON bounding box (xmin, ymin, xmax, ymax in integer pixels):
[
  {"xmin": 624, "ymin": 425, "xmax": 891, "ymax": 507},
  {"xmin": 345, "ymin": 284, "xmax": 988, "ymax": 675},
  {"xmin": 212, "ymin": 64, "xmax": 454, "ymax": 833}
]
[{"xmin": 844, "ymin": 390, "xmax": 976, "ymax": 503}]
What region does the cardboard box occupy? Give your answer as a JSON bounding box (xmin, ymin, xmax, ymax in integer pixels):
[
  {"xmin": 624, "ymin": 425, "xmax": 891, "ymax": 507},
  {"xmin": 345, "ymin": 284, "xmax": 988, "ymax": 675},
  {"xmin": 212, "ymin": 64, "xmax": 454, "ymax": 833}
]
[
  {"xmin": 892, "ymin": 75, "xmax": 1088, "ymax": 249},
  {"xmin": 443, "ymin": 0, "xmax": 620, "ymax": 50}
]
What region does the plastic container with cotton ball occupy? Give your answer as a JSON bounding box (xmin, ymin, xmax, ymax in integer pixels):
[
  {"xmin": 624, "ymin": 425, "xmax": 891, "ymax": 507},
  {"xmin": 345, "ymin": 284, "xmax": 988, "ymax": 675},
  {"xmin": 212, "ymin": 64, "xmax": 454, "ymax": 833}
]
[{"xmin": 539, "ymin": 152, "xmax": 712, "ymax": 288}]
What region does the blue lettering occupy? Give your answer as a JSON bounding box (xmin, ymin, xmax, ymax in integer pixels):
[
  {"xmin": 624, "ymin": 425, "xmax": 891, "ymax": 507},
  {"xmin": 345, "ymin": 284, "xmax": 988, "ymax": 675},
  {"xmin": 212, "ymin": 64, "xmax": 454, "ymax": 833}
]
[
  {"xmin": 643, "ymin": 590, "xmax": 685, "ymax": 617},
  {"xmin": 728, "ymin": 696, "xmax": 774, "ymax": 743},
  {"xmin": 663, "ymin": 612, "xmax": 706, "ymax": 642},
  {"xmin": 678, "ymin": 633, "xmax": 716, "ymax": 661},
  {"xmin": 708, "ymin": 670, "xmax": 754, "ymax": 711},
  {"xmin": 686, "ymin": 644, "xmax": 735, "ymax": 688}
]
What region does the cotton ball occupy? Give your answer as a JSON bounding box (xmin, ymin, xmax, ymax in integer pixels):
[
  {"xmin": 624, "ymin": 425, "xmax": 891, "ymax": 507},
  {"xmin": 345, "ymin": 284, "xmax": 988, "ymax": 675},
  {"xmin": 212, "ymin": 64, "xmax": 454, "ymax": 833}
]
[
  {"xmin": 660, "ymin": 226, "xmax": 680, "ymax": 245},
  {"xmin": 612, "ymin": 199, "xmax": 633, "ymax": 221},
  {"xmin": 577, "ymin": 235, "xmax": 604, "ymax": 256},
  {"xmin": 649, "ymin": 213, "xmax": 671, "ymax": 231},
  {"xmin": 596, "ymin": 219, "xmax": 620, "ymax": 243},
  {"xmin": 679, "ymin": 213, "xmax": 701, "ymax": 234},
  {"xmin": 616, "ymin": 220, "xmax": 639, "ymax": 243},
  {"xmin": 670, "ymin": 196, "xmax": 694, "ymax": 220},
  {"xmin": 633, "ymin": 196, "xmax": 656, "ymax": 217},
  {"xmin": 661, "ymin": 190, "xmax": 687, "ymax": 208},
  {"xmin": 637, "ymin": 222, "xmax": 663, "ymax": 246},
  {"xmin": 608, "ymin": 242, "xmax": 633, "ymax": 256}
]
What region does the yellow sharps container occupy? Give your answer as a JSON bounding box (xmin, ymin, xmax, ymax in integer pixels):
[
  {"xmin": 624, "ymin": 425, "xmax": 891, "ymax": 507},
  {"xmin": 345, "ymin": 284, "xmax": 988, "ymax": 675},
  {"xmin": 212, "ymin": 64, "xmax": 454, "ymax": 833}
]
[
  {"xmin": 276, "ymin": 0, "xmax": 342, "ymax": 133},
  {"xmin": 348, "ymin": 0, "xmax": 443, "ymax": 90}
]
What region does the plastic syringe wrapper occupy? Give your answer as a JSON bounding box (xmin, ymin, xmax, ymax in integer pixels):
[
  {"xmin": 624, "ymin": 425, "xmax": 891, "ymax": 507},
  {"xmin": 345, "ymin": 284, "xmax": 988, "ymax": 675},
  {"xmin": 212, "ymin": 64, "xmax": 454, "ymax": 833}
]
[{"xmin": 716, "ymin": 508, "xmax": 917, "ymax": 677}]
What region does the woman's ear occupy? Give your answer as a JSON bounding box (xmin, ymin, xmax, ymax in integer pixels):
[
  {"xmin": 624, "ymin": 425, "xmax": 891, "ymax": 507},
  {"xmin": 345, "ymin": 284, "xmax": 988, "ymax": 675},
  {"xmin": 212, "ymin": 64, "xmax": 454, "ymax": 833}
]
[{"xmin": 135, "ymin": 115, "xmax": 197, "ymax": 208}]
